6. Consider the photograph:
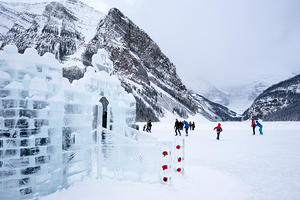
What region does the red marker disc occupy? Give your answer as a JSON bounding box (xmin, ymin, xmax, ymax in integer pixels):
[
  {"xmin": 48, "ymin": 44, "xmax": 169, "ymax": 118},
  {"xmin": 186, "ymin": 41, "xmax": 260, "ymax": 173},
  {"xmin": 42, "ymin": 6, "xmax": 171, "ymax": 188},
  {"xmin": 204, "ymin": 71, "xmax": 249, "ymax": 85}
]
[
  {"xmin": 162, "ymin": 165, "xmax": 168, "ymax": 170},
  {"xmin": 162, "ymin": 151, "xmax": 168, "ymax": 156}
]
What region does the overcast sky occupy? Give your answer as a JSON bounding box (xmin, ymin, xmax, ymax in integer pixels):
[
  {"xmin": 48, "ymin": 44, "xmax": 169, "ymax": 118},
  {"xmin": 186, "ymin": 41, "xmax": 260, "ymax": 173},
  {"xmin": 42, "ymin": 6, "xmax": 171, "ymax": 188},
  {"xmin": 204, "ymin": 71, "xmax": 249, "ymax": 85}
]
[{"xmin": 6, "ymin": 0, "xmax": 300, "ymax": 90}]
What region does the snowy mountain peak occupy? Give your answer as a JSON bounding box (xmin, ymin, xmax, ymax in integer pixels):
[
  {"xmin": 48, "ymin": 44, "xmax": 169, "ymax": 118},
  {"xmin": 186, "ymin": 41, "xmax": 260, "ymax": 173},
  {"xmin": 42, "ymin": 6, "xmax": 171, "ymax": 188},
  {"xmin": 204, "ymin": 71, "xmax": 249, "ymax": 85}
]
[{"xmin": 108, "ymin": 7, "xmax": 125, "ymax": 18}]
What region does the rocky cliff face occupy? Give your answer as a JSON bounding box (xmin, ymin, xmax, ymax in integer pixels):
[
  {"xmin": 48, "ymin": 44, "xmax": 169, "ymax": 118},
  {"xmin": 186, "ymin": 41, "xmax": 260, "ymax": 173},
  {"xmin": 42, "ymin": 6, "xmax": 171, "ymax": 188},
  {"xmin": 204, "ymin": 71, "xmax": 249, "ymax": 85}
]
[
  {"xmin": 82, "ymin": 8, "xmax": 200, "ymax": 121},
  {"xmin": 0, "ymin": 0, "xmax": 240, "ymax": 121},
  {"xmin": 243, "ymin": 74, "xmax": 300, "ymax": 121}
]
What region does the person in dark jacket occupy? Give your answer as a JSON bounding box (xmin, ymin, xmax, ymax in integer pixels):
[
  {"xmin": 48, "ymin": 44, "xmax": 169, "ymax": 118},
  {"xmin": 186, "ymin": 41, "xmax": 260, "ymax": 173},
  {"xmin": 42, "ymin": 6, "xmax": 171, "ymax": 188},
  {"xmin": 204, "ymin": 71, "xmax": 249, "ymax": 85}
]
[
  {"xmin": 146, "ymin": 120, "xmax": 152, "ymax": 132},
  {"xmin": 174, "ymin": 119, "xmax": 181, "ymax": 136},
  {"xmin": 148, "ymin": 120, "xmax": 152, "ymax": 132},
  {"xmin": 179, "ymin": 121, "xmax": 184, "ymax": 130},
  {"xmin": 251, "ymin": 117, "xmax": 256, "ymax": 135},
  {"xmin": 189, "ymin": 121, "xmax": 192, "ymax": 130},
  {"xmin": 256, "ymin": 120, "xmax": 263, "ymax": 135},
  {"xmin": 192, "ymin": 122, "xmax": 195, "ymax": 131},
  {"xmin": 213, "ymin": 123, "xmax": 223, "ymax": 140}
]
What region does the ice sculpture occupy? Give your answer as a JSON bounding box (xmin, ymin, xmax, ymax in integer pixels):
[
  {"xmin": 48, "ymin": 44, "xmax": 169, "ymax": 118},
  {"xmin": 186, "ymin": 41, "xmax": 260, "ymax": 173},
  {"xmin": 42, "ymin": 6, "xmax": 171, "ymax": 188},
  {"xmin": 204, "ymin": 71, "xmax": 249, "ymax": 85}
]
[{"xmin": 0, "ymin": 45, "xmax": 184, "ymax": 199}]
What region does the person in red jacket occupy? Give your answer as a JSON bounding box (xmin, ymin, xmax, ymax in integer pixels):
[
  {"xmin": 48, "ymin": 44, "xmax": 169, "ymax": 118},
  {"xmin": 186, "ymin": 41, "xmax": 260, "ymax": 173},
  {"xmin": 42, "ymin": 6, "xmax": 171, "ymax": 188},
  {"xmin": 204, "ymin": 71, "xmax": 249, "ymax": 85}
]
[
  {"xmin": 251, "ymin": 117, "xmax": 256, "ymax": 135},
  {"xmin": 213, "ymin": 123, "xmax": 223, "ymax": 140}
]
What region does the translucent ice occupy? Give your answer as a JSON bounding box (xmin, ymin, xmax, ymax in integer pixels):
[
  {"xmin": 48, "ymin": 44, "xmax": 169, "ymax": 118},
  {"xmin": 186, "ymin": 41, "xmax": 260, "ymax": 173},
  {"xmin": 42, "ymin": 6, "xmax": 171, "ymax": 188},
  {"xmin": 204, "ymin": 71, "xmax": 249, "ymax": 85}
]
[{"xmin": 0, "ymin": 45, "xmax": 182, "ymax": 199}]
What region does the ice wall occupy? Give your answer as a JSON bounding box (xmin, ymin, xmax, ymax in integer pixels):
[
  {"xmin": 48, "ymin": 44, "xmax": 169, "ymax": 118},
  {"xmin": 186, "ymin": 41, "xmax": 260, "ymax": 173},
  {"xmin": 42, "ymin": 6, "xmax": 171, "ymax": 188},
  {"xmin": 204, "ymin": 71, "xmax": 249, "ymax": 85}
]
[
  {"xmin": 0, "ymin": 46, "xmax": 64, "ymax": 199},
  {"xmin": 0, "ymin": 45, "xmax": 137, "ymax": 199}
]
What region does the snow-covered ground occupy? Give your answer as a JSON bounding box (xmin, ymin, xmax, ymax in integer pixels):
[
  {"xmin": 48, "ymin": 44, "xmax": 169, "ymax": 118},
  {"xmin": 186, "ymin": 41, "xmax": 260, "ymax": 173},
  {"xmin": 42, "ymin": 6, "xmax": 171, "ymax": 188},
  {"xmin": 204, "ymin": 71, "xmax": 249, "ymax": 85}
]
[{"xmin": 42, "ymin": 119, "xmax": 300, "ymax": 200}]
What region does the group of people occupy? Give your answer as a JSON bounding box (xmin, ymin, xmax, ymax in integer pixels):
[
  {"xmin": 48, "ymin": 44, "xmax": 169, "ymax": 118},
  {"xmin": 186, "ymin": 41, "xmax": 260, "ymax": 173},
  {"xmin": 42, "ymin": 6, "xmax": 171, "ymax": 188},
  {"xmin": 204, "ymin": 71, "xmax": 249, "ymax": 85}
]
[
  {"xmin": 143, "ymin": 120, "xmax": 152, "ymax": 132},
  {"xmin": 189, "ymin": 121, "xmax": 196, "ymax": 131},
  {"xmin": 144, "ymin": 117, "xmax": 264, "ymax": 140},
  {"xmin": 213, "ymin": 118, "xmax": 264, "ymax": 140},
  {"xmin": 174, "ymin": 117, "xmax": 264, "ymax": 140},
  {"xmin": 174, "ymin": 119, "xmax": 196, "ymax": 136}
]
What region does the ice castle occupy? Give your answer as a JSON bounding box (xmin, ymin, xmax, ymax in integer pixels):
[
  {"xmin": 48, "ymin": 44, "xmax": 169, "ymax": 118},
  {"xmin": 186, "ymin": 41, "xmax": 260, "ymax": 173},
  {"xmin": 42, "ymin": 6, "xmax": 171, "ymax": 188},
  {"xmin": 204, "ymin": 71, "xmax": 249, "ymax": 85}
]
[{"xmin": 0, "ymin": 46, "xmax": 184, "ymax": 199}]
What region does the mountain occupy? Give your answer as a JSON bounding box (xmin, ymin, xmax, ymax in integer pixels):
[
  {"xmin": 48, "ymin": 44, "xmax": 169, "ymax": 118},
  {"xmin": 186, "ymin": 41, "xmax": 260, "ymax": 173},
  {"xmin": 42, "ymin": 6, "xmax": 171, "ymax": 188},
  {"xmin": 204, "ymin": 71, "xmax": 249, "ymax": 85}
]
[
  {"xmin": 0, "ymin": 0, "xmax": 103, "ymax": 79},
  {"xmin": 191, "ymin": 80, "xmax": 230, "ymax": 106},
  {"xmin": 0, "ymin": 0, "xmax": 240, "ymax": 121},
  {"xmin": 243, "ymin": 74, "xmax": 300, "ymax": 121},
  {"xmin": 190, "ymin": 78, "xmax": 276, "ymax": 115},
  {"xmin": 224, "ymin": 81, "xmax": 270, "ymax": 114},
  {"xmin": 190, "ymin": 92, "xmax": 241, "ymax": 121}
]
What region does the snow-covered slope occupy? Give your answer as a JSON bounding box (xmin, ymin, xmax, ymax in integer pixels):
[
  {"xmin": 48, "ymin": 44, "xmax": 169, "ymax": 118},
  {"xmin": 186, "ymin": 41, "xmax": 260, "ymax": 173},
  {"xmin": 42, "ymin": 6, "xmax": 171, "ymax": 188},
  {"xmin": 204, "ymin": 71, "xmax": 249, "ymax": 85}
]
[
  {"xmin": 0, "ymin": 0, "xmax": 239, "ymax": 122},
  {"xmin": 0, "ymin": 0, "xmax": 103, "ymax": 38},
  {"xmin": 243, "ymin": 74, "xmax": 300, "ymax": 121}
]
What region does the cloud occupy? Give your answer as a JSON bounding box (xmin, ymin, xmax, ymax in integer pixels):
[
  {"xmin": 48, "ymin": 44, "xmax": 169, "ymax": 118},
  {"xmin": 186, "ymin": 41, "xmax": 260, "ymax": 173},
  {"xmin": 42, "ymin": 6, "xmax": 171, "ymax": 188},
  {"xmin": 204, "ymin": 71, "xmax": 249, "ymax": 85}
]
[{"xmin": 125, "ymin": 0, "xmax": 137, "ymax": 5}]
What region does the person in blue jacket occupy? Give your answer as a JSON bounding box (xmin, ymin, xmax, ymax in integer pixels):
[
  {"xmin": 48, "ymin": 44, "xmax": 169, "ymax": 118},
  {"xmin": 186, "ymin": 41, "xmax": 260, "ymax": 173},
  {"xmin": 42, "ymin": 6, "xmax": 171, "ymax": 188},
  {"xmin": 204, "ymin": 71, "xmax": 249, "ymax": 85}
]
[
  {"xmin": 256, "ymin": 120, "xmax": 263, "ymax": 135},
  {"xmin": 184, "ymin": 120, "xmax": 189, "ymax": 136}
]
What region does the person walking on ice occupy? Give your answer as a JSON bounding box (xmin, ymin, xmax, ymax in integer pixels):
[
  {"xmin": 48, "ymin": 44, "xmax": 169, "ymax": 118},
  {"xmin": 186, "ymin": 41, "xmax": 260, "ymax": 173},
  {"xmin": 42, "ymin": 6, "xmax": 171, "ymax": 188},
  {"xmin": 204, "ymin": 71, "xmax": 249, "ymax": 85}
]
[
  {"xmin": 174, "ymin": 119, "xmax": 181, "ymax": 136},
  {"xmin": 213, "ymin": 123, "xmax": 223, "ymax": 140},
  {"xmin": 256, "ymin": 120, "xmax": 263, "ymax": 135},
  {"xmin": 184, "ymin": 120, "xmax": 189, "ymax": 136},
  {"xmin": 146, "ymin": 120, "xmax": 152, "ymax": 132},
  {"xmin": 251, "ymin": 117, "xmax": 256, "ymax": 135}
]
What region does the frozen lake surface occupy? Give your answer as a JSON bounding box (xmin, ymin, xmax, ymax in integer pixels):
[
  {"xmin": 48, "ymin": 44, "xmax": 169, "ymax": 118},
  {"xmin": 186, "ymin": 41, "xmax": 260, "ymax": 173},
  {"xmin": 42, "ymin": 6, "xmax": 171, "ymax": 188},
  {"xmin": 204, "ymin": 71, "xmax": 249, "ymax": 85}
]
[{"xmin": 42, "ymin": 121, "xmax": 300, "ymax": 200}]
